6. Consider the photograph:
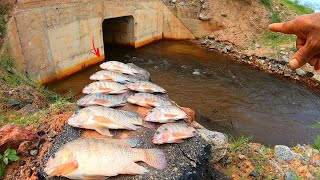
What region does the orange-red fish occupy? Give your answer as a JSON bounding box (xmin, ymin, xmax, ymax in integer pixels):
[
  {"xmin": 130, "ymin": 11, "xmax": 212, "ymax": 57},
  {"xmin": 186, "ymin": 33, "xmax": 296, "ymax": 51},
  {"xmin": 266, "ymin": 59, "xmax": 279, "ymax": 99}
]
[
  {"xmin": 152, "ymin": 123, "xmax": 196, "ymax": 144},
  {"xmin": 145, "ymin": 106, "xmax": 188, "ymax": 123},
  {"xmin": 82, "ymin": 81, "xmax": 127, "ymax": 94},
  {"xmin": 127, "ymin": 93, "xmax": 172, "ymax": 107},
  {"xmin": 126, "ymin": 81, "xmax": 166, "ymax": 93},
  {"xmin": 100, "ymin": 61, "xmax": 139, "ymax": 75},
  {"xmin": 44, "ymin": 138, "xmax": 166, "ymax": 179}
]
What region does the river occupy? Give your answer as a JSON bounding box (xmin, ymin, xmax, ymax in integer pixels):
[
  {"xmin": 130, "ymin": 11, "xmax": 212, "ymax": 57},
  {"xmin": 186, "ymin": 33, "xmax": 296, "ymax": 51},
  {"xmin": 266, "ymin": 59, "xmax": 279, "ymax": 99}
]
[{"xmin": 48, "ymin": 41, "xmax": 320, "ymax": 146}]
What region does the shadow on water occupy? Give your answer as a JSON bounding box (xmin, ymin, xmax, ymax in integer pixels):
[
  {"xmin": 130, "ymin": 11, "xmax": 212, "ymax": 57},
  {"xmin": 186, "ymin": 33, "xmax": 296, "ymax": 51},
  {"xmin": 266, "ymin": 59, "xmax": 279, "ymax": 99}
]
[{"xmin": 48, "ymin": 41, "xmax": 320, "ymax": 146}]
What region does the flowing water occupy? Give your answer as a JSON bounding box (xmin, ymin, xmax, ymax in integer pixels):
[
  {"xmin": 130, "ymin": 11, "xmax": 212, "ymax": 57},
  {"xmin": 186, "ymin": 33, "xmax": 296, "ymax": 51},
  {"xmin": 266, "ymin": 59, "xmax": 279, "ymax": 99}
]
[{"xmin": 48, "ymin": 41, "xmax": 320, "ymax": 146}]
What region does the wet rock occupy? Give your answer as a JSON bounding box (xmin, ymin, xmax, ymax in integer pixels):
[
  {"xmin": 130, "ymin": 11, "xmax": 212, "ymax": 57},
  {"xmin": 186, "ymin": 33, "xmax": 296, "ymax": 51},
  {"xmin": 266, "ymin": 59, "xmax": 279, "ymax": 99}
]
[
  {"xmin": 0, "ymin": 124, "xmax": 37, "ymax": 153},
  {"xmin": 18, "ymin": 141, "xmax": 34, "ymax": 156},
  {"xmin": 282, "ymin": 55, "xmax": 290, "ymax": 63},
  {"xmin": 193, "ymin": 69, "xmax": 202, "ymax": 75},
  {"xmin": 285, "ymin": 172, "xmax": 297, "ymax": 180},
  {"xmin": 295, "ymin": 68, "xmax": 306, "ymax": 76},
  {"xmin": 37, "ymin": 131, "xmax": 46, "ymax": 137},
  {"xmin": 197, "ymin": 129, "xmax": 228, "ymax": 163},
  {"xmin": 19, "ymin": 160, "xmax": 26, "ymax": 166},
  {"xmin": 199, "ymin": 13, "xmax": 211, "ymax": 21},
  {"xmin": 249, "ymin": 171, "xmax": 259, "ymax": 177},
  {"xmin": 30, "ymin": 149, "xmax": 39, "ymax": 156},
  {"xmin": 311, "ymin": 74, "xmax": 320, "ymax": 83},
  {"xmin": 274, "ymin": 145, "xmax": 302, "ymax": 162},
  {"xmin": 7, "ymin": 99, "xmax": 22, "ymax": 108}
]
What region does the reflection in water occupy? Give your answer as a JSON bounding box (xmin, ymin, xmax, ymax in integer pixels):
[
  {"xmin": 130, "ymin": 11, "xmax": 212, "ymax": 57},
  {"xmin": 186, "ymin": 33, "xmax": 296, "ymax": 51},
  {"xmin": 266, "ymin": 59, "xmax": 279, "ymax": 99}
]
[{"xmin": 48, "ymin": 41, "xmax": 320, "ymax": 146}]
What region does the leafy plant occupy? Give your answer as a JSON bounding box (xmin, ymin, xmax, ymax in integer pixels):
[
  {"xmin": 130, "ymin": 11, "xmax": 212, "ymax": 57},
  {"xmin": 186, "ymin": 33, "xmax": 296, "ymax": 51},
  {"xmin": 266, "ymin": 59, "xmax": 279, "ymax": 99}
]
[
  {"xmin": 0, "ymin": 149, "xmax": 19, "ymax": 179},
  {"xmin": 229, "ymin": 135, "xmax": 253, "ymax": 152}
]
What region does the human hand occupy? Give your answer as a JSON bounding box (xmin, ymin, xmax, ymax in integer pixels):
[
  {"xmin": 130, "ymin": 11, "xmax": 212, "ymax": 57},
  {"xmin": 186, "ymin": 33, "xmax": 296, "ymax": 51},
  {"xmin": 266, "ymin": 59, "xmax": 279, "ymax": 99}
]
[{"xmin": 269, "ymin": 13, "xmax": 320, "ymax": 70}]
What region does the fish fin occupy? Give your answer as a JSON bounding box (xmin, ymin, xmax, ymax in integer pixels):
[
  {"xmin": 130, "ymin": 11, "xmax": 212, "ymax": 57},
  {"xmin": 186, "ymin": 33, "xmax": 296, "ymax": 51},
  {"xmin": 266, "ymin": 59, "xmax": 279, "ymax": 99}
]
[
  {"xmin": 126, "ymin": 124, "xmax": 141, "ymax": 130},
  {"xmin": 95, "ymin": 126, "xmax": 113, "ymax": 136},
  {"xmin": 164, "ymin": 114, "xmax": 177, "ymax": 118},
  {"xmin": 93, "ymin": 115, "xmax": 113, "ymax": 124},
  {"xmin": 48, "ymin": 160, "xmax": 78, "ymax": 177},
  {"xmin": 83, "ymin": 176, "xmax": 106, "ymax": 180},
  {"xmin": 141, "ymin": 121, "xmax": 157, "ymax": 129},
  {"xmin": 125, "ymin": 163, "xmax": 149, "ymax": 174},
  {"xmin": 142, "ymin": 149, "xmax": 166, "ymax": 170},
  {"xmin": 94, "ymin": 99, "xmax": 109, "ymax": 104},
  {"xmin": 172, "ymin": 132, "xmax": 188, "ymax": 138}
]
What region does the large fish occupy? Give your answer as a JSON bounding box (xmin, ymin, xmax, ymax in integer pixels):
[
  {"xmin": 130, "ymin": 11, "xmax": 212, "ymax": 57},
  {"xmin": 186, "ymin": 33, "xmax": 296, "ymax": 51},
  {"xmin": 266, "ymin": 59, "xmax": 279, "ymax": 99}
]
[
  {"xmin": 77, "ymin": 93, "xmax": 128, "ymax": 107},
  {"xmin": 145, "ymin": 106, "xmax": 188, "ymax": 123},
  {"xmin": 127, "ymin": 63, "xmax": 150, "ymax": 81},
  {"xmin": 127, "ymin": 93, "xmax": 173, "ymax": 107},
  {"xmin": 126, "ymin": 81, "xmax": 166, "ymax": 93},
  {"xmin": 152, "ymin": 123, "xmax": 196, "ymax": 144},
  {"xmin": 89, "ymin": 70, "xmax": 136, "ymax": 83},
  {"xmin": 68, "ymin": 106, "xmax": 146, "ymax": 136},
  {"xmin": 82, "ymin": 81, "xmax": 127, "ymax": 94},
  {"xmin": 100, "ymin": 61, "xmax": 139, "ymax": 75},
  {"xmin": 44, "ymin": 138, "xmax": 166, "ymax": 179}
]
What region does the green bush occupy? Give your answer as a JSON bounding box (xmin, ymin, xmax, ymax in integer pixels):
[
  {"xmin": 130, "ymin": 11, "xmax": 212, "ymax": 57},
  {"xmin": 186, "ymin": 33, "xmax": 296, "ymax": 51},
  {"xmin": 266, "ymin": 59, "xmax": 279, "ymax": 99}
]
[
  {"xmin": 279, "ymin": 0, "xmax": 314, "ymax": 15},
  {"xmin": 0, "ymin": 149, "xmax": 19, "ymax": 179}
]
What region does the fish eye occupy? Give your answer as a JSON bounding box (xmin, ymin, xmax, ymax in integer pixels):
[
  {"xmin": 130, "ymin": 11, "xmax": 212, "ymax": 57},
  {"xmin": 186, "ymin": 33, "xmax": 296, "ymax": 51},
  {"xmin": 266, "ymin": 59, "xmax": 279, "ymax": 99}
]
[
  {"xmin": 156, "ymin": 131, "xmax": 160, "ymax": 134},
  {"xmin": 164, "ymin": 128, "xmax": 168, "ymax": 131}
]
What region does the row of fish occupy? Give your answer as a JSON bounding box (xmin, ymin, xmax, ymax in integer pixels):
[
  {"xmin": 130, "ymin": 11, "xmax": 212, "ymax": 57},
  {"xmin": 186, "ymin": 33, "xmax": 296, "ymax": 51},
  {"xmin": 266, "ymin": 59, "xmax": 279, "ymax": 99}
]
[{"xmin": 45, "ymin": 61, "xmax": 197, "ymax": 178}]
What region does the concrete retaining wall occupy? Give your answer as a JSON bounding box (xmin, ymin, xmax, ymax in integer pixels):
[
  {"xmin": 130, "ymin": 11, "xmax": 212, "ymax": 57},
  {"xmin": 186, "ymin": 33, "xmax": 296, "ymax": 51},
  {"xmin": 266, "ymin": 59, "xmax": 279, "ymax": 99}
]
[{"xmin": 6, "ymin": 0, "xmax": 196, "ymax": 84}]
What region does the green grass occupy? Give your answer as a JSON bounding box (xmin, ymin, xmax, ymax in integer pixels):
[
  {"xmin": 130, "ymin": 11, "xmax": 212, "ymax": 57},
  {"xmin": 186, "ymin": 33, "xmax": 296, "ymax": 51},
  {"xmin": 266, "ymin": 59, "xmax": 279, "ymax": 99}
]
[
  {"xmin": 229, "ymin": 135, "xmax": 253, "ymax": 152},
  {"xmin": 279, "ymin": 0, "xmax": 314, "ymax": 15},
  {"xmin": 257, "ymin": 30, "xmax": 296, "ymax": 48},
  {"xmin": 0, "ymin": 2, "xmax": 10, "ymax": 36}
]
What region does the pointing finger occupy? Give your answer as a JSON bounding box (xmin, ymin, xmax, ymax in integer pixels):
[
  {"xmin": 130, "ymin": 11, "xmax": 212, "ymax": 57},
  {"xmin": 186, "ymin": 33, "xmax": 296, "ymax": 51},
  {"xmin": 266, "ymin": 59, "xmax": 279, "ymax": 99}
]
[
  {"xmin": 268, "ymin": 21, "xmax": 297, "ymax": 35},
  {"xmin": 290, "ymin": 41, "xmax": 317, "ymax": 69}
]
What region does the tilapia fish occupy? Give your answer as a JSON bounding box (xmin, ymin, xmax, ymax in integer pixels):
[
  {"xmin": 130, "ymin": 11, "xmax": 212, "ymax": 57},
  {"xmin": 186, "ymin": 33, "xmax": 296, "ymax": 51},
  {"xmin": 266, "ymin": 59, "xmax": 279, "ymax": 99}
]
[
  {"xmin": 100, "ymin": 61, "xmax": 139, "ymax": 75},
  {"xmin": 127, "ymin": 63, "xmax": 150, "ymax": 81},
  {"xmin": 127, "ymin": 93, "xmax": 172, "ymax": 107},
  {"xmin": 82, "ymin": 81, "xmax": 127, "ymax": 94},
  {"xmin": 44, "ymin": 138, "xmax": 166, "ymax": 179},
  {"xmin": 77, "ymin": 93, "xmax": 128, "ymax": 107},
  {"xmin": 68, "ymin": 106, "xmax": 145, "ymax": 136},
  {"xmin": 126, "ymin": 81, "xmax": 166, "ymax": 93},
  {"xmin": 152, "ymin": 123, "xmax": 196, "ymax": 144},
  {"xmin": 90, "ymin": 70, "xmax": 136, "ymax": 83},
  {"xmin": 145, "ymin": 106, "xmax": 188, "ymax": 123}
]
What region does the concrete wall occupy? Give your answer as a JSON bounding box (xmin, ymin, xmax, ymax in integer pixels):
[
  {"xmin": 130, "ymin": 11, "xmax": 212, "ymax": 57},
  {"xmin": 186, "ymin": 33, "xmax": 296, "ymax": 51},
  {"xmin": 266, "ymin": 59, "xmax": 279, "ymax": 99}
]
[{"xmin": 6, "ymin": 0, "xmax": 196, "ymax": 84}]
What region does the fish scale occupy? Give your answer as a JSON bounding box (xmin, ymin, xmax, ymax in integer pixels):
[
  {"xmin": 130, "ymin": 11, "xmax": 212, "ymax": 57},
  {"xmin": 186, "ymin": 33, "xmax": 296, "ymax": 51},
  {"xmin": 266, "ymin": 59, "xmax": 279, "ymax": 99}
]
[
  {"xmin": 127, "ymin": 93, "xmax": 173, "ymax": 107},
  {"xmin": 77, "ymin": 93, "xmax": 128, "ymax": 107},
  {"xmin": 90, "ymin": 70, "xmax": 136, "ymax": 83},
  {"xmin": 100, "ymin": 61, "xmax": 139, "ymax": 75},
  {"xmin": 126, "ymin": 81, "xmax": 166, "ymax": 93},
  {"xmin": 152, "ymin": 123, "xmax": 196, "ymax": 144},
  {"xmin": 145, "ymin": 105, "xmax": 188, "ymax": 123}
]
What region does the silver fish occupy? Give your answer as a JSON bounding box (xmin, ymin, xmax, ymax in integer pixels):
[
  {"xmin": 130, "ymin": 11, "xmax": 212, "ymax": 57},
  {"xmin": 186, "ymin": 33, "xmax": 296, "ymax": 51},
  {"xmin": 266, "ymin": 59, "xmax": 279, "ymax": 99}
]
[
  {"xmin": 152, "ymin": 123, "xmax": 196, "ymax": 144},
  {"xmin": 127, "ymin": 93, "xmax": 173, "ymax": 107},
  {"xmin": 100, "ymin": 61, "xmax": 139, "ymax": 75},
  {"xmin": 44, "ymin": 138, "xmax": 166, "ymax": 179},
  {"xmin": 68, "ymin": 106, "xmax": 145, "ymax": 136},
  {"xmin": 89, "ymin": 70, "xmax": 136, "ymax": 83},
  {"xmin": 126, "ymin": 81, "xmax": 166, "ymax": 93},
  {"xmin": 76, "ymin": 93, "xmax": 128, "ymax": 107},
  {"xmin": 82, "ymin": 81, "xmax": 127, "ymax": 94},
  {"xmin": 145, "ymin": 106, "xmax": 188, "ymax": 123}
]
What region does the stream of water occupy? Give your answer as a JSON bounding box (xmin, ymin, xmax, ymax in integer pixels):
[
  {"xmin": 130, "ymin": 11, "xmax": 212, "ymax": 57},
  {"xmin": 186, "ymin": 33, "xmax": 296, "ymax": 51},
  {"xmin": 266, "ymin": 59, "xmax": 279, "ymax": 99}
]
[{"xmin": 48, "ymin": 41, "xmax": 320, "ymax": 146}]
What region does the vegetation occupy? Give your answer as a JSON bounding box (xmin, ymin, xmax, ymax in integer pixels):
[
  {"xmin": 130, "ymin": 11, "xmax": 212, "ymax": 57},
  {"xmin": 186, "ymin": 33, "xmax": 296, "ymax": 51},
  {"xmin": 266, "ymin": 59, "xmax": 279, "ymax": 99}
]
[
  {"xmin": 311, "ymin": 122, "xmax": 320, "ymax": 150},
  {"xmin": 280, "ymin": 0, "xmax": 314, "ymax": 15},
  {"xmin": 0, "ymin": 1, "xmax": 10, "ymax": 36},
  {"xmin": 229, "ymin": 135, "xmax": 253, "ymax": 152},
  {"xmin": 0, "ymin": 149, "xmax": 19, "ymax": 179},
  {"xmin": 257, "ymin": 30, "xmax": 296, "ymax": 48}
]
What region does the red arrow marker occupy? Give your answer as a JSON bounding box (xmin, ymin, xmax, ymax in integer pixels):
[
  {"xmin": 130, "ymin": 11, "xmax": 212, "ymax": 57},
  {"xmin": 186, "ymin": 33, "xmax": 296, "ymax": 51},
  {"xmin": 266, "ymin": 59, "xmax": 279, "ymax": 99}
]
[{"xmin": 92, "ymin": 37, "xmax": 101, "ymax": 57}]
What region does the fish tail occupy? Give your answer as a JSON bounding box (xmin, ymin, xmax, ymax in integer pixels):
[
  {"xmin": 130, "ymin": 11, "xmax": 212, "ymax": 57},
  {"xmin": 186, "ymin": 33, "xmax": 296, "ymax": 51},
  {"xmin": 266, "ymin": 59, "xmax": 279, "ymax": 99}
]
[{"xmin": 142, "ymin": 149, "xmax": 166, "ymax": 170}]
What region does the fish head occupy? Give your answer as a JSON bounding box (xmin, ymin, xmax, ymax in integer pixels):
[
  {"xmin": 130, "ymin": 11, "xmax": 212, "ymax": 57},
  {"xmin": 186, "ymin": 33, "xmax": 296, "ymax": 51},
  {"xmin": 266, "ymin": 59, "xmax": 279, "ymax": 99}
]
[
  {"xmin": 82, "ymin": 83, "xmax": 98, "ymax": 94},
  {"xmin": 44, "ymin": 148, "xmax": 76, "ymax": 177},
  {"xmin": 67, "ymin": 108, "xmax": 92, "ymax": 127},
  {"xmin": 152, "ymin": 127, "xmax": 171, "ymax": 144},
  {"xmin": 77, "ymin": 95, "xmax": 94, "ymax": 106},
  {"xmin": 89, "ymin": 72, "xmax": 99, "ymax": 80}
]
